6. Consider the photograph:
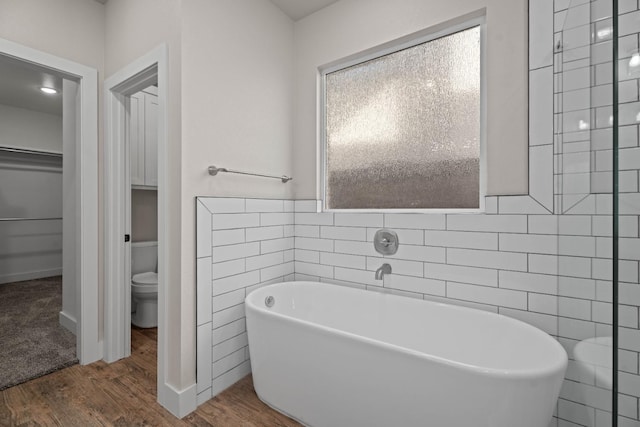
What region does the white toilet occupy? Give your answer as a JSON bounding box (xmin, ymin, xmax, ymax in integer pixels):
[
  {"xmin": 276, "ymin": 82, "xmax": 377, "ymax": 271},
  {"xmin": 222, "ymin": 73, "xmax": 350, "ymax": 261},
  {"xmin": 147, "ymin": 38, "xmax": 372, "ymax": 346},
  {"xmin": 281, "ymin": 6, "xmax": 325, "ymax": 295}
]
[{"xmin": 131, "ymin": 241, "xmax": 158, "ymax": 328}]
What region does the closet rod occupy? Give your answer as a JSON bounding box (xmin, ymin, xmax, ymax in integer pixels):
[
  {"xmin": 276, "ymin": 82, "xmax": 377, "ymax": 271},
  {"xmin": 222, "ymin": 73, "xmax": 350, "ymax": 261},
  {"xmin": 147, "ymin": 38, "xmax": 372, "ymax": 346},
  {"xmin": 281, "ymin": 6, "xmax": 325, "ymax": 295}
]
[
  {"xmin": 0, "ymin": 146, "xmax": 62, "ymax": 158},
  {"xmin": 0, "ymin": 217, "xmax": 62, "ymax": 221}
]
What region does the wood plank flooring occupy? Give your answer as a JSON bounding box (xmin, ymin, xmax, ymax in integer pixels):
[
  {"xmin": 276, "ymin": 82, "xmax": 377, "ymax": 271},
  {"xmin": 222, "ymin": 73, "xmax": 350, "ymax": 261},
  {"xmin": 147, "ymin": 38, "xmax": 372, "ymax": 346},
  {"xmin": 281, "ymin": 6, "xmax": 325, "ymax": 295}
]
[{"xmin": 0, "ymin": 327, "xmax": 301, "ymax": 426}]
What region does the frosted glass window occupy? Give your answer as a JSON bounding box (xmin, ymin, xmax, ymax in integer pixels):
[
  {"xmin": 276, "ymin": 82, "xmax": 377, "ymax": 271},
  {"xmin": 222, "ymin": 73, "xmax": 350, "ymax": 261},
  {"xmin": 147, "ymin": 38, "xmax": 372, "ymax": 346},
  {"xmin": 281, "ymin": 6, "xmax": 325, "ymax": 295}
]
[{"xmin": 324, "ymin": 26, "xmax": 482, "ymax": 209}]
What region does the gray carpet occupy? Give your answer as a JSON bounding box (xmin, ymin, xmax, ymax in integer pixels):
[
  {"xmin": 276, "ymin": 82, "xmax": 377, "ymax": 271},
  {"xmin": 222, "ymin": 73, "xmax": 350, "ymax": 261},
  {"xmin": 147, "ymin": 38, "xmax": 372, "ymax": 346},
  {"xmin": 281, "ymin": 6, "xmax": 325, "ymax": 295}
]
[{"xmin": 0, "ymin": 276, "xmax": 78, "ymax": 390}]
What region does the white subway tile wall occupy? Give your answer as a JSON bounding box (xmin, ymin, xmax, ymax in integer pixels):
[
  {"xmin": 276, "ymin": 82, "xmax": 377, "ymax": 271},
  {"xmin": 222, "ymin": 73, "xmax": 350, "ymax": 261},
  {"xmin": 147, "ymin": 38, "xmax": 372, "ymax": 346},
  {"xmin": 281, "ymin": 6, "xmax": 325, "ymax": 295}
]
[
  {"xmin": 195, "ymin": 198, "xmax": 295, "ymax": 404},
  {"xmin": 196, "ymin": 193, "xmax": 617, "ymax": 424},
  {"xmin": 194, "ymin": 1, "xmax": 640, "ymax": 425}
]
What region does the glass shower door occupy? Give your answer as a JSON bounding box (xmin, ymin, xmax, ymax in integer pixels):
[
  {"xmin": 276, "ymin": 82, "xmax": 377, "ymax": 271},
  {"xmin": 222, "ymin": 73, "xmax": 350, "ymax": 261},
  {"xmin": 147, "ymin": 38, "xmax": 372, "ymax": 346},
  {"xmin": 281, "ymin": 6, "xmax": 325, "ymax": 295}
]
[
  {"xmin": 555, "ymin": 0, "xmax": 616, "ymax": 425},
  {"xmin": 614, "ymin": 0, "xmax": 640, "ymax": 425},
  {"xmin": 556, "ymin": 0, "xmax": 640, "ymax": 425}
]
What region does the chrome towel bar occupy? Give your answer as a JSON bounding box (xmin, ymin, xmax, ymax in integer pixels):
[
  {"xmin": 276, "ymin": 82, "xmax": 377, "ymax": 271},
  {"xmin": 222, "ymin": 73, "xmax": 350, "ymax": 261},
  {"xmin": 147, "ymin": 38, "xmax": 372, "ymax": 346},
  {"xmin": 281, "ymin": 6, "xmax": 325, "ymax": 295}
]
[{"xmin": 208, "ymin": 165, "xmax": 292, "ymax": 183}]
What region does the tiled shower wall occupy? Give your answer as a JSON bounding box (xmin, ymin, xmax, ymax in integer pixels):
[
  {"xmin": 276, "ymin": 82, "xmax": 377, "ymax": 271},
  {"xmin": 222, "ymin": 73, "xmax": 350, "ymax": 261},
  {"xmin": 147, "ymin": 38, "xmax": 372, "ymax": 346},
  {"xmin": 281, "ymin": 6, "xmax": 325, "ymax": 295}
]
[
  {"xmin": 554, "ymin": 0, "xmax": 640, "ymax": 426},
  {"xmin": 195, "ymin": 2, "xmax": 640, "ymax": 426}
]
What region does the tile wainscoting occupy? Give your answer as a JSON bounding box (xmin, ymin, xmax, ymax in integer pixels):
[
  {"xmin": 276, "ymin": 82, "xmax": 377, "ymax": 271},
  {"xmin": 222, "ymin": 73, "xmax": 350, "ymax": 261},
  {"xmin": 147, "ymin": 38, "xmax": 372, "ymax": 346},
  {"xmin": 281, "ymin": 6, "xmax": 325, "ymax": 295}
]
[
  {"xmin": 195, "ymin": 195, "xmax": 617, "ymax": 426},
  {"xmin": 195, "ymin": 198, "xmax": 295, "ymax": 404}
]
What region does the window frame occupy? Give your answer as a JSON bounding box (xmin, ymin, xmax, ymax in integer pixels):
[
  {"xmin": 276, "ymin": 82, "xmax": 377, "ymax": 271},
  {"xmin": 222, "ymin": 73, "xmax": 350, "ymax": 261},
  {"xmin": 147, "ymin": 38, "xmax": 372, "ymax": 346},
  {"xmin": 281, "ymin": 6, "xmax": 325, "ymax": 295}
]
[{"xmin": 318, "ymin": 15, "xmax": 487, "ymax": 213}]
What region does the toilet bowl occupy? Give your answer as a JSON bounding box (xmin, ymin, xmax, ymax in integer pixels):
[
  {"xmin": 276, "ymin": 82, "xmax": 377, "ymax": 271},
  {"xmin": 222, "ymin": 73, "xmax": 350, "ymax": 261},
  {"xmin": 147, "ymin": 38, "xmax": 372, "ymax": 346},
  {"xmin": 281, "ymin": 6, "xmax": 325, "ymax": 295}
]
[
  {"xmin": 131, "ymin": 241, "xmax": 158, "ymax": 328},
  {"xmin": 131, "ymin": 271, "xmax": 158, "ymax": 328}
]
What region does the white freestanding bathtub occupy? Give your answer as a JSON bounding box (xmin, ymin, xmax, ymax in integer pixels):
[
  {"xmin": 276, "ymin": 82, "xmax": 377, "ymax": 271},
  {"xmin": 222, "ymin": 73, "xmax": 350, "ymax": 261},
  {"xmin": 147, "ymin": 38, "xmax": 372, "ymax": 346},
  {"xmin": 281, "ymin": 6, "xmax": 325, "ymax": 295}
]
[{"xmin": 246, "ymin": 282, "xmax": 567, "ymax": 427}]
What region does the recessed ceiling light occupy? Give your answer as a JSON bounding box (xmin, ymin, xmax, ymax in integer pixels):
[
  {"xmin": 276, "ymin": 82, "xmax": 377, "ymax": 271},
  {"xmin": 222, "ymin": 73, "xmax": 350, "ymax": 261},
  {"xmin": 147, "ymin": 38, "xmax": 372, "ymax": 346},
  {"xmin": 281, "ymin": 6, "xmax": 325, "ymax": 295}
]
[{"xmin": 40, "ymin": 87, "xmax": 58, "ymax": 94}]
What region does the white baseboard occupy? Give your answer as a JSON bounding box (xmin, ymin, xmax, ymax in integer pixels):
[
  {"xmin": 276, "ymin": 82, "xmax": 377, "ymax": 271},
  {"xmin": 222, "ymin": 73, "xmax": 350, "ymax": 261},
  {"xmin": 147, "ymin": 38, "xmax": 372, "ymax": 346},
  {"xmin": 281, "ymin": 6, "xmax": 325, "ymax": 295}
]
[
  {"xmin": 158, "ymin": 381, "xmax": 197, "ymax": 419},
  {"xmin": 80, "ymin": 339, "xmax": 103, "ymax": 366},
  {"xmin": 59, "ymin": 310, "xmax": 77, "ymax": 335},
  {"xmin": 0, "ymin": 268, "xmax": 62, "ymax": 284}
]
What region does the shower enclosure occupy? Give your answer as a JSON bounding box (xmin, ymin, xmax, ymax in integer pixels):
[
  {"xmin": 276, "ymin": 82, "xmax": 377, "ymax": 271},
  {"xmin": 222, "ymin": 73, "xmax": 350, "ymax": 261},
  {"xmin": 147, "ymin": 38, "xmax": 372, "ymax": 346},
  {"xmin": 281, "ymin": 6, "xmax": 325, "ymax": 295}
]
[{"xmin": 555, "ymin": 0, "xmax": 639, "ymax": 425}]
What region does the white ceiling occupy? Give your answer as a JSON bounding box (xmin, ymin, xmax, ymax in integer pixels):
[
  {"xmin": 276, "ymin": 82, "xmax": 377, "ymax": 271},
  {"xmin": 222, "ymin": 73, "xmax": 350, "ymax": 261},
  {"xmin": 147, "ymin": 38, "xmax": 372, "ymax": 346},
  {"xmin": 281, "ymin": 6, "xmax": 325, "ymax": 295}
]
[
  {"xmin": 94, "ymin": 0, "xmax": 338, "ymax": 20},
  {"xmin": 269, "ymin": 0, "xmax": 339, "ymax": 21},
  {"xmin": 0, "ymin": 55, "xmax": 63, "ymax": 116},
  {"xmin": 1, "ymin": 0, "xmax": 340, "ymax": 116}
]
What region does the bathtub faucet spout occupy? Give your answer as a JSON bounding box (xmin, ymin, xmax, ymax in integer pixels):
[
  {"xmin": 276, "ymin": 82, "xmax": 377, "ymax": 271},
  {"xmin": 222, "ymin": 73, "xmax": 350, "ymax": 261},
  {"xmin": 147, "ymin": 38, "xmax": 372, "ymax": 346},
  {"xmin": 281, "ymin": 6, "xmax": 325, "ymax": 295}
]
[{"xmin": 375, "ymin": 263, "xmax": 392, "ymax": 280}]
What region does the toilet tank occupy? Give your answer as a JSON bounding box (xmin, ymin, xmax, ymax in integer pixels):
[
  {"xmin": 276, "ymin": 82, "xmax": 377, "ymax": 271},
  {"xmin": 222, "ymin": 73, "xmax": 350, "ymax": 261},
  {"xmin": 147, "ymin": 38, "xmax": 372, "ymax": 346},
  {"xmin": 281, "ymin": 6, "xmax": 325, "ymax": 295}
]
[{"xmin": 131, "ymin": 241, "xmax": 157, "ymax": 275}]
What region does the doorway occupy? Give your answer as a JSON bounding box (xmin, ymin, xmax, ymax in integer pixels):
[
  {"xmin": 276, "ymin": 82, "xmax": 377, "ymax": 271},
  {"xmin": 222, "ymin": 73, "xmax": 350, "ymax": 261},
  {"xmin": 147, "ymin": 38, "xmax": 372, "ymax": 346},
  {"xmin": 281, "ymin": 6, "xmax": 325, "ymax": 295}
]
[
  {"xmin": 104, "ymin": 45, "xmax": 171, "ymax": 409},
  {"xmin": 0, "ymin": 38, "xmax": 100, "ymax": 365},
  {"xmin": 0, "ymin": 55, "xmax": 74, "ymax": 388}
]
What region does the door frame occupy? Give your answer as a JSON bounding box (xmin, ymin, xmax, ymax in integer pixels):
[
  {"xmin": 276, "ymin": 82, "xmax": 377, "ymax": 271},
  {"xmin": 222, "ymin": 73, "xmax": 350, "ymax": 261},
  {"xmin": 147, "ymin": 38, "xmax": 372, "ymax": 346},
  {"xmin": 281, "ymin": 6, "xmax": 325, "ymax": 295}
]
[
  {"xmin": 0, "ymin": 38, "xmax": 101, "ymax": 364},
  {"xmin": 103, "ymin": 45, "xmax": 172, "ymax": 409}
]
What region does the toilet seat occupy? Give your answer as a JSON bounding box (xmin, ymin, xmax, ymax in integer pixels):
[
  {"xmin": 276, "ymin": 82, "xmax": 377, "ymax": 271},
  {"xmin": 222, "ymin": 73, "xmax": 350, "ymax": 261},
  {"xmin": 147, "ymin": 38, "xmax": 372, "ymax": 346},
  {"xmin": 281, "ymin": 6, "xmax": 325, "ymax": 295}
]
[{"xmin": 132, "ymin": 271, "xmax": 158, "ymax": 286}]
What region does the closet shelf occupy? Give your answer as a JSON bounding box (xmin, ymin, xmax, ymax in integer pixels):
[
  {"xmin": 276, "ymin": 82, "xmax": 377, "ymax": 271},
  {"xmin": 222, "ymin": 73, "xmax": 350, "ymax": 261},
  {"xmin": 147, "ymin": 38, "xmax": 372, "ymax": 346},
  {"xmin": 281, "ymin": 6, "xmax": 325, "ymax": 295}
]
[
  {"xmin": 0, "ymin": 146, "xmax": 62, "ymax": 158},
  {"xmin": 0, "ymin": 217, "xmax": 62, "ymax": 221}
]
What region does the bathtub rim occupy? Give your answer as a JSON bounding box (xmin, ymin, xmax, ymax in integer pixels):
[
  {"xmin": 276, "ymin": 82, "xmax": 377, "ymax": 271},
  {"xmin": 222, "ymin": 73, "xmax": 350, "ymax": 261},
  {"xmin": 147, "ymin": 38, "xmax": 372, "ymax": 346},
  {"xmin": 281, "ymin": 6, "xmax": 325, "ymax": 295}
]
[{"xmin": 246, "ymin": 281, "xmax": 568, "ymax": 380}]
